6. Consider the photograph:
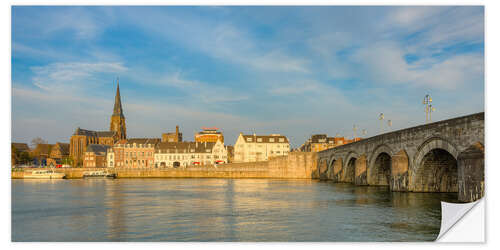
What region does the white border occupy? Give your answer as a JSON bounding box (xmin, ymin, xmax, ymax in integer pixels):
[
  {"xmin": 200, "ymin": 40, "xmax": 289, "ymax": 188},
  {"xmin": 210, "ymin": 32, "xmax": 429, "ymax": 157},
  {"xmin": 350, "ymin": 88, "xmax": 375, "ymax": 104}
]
[{"xmin": 3, "ymin": 0, "xmax": 497, "ymax": 249}]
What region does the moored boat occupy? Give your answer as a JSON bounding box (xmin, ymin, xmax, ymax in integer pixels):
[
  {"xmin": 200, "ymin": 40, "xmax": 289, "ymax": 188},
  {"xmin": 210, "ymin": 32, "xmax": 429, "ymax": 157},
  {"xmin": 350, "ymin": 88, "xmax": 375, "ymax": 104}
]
[
  {"xmin": 83, "ymin": 170, "xmax": 117, "ymax": 179},
  {"xmin": 25, "ymin": 170, "xmax": 66, "ymax": 179}
]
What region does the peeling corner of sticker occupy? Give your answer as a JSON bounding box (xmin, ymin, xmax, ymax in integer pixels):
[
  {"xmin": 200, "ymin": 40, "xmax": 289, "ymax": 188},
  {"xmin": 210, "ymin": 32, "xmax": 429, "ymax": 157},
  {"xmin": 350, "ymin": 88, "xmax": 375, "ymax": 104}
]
[{"xmin": 435, "ymin": 198, "xmax": 483, "ymax": 241}]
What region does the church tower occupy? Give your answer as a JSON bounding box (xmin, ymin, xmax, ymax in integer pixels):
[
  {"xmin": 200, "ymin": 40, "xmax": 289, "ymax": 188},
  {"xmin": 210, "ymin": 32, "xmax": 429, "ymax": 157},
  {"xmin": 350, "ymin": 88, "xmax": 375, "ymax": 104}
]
[{"xmin": 110, "ymin": 78, "xmax": 127, "ymax": 140}]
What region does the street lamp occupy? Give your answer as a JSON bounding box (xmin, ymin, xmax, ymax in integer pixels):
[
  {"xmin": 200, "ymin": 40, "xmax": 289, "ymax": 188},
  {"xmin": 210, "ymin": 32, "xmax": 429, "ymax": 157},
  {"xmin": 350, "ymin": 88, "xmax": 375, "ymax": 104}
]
[
  {"xmin": 429, "ymin": 104, "xmax": 436, "ymax": 122},
  {"xmin": 388, "ymin": 120, "xmax": 392, "ymax": 131},
  {"xmin": 353, "ymin": 124, "xmax": 357, "ymax": 139},
  {"xmin": 423, "ymin": 94, "xmax": 434, "ymax": 123},
  {"xmin": 362, "ymin": 129, "xmax": 367, "ymax": 137},
  {"xmin": 379, "ymin": 113, "xmax": 384, "ymax": 134}
]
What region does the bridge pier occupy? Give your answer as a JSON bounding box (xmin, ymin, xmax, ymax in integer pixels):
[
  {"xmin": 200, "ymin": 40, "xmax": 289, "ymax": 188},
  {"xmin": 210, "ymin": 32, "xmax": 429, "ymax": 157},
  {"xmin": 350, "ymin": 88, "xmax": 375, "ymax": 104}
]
[
  {"xmin": 355, "ymin": 155, "xmax": 367, "ymax": 185},
  {"xmin": 318, "ymin": 159, "xmax": 328, "ymax": 180},
  {"xmin": 391, "ymin": 150, "xmax": 409, "ymax": 191},
  {"xmin": 457, "ymin": 143, "xmax": 484, "ymax": 202}
]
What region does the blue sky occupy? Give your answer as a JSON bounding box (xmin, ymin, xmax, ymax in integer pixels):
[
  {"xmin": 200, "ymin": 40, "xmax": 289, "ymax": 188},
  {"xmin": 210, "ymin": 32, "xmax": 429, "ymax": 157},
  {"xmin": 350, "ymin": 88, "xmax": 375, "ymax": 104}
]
[{"xmin": 11, "ymin": 6, "xmax": 484, "ymax": 147}]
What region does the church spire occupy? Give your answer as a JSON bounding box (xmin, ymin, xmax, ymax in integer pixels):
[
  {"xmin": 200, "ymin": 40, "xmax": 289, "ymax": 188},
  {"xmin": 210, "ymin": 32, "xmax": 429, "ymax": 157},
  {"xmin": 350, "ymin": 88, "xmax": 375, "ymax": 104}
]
[
  {"xmin": 113, "ymin": 77, "xmax": 124, "ymax": 117},
  {"xmin": 110, "ymin": 77, "xmax": 127, "ymax": 140}
]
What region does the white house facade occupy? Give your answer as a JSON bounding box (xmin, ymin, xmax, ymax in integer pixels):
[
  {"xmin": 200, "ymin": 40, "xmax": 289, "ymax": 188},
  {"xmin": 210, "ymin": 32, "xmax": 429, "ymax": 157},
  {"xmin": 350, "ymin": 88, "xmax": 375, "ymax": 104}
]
[
  {"xmin": 154, "ymin": 140, "xmax": 228, "ymax": 168},
  {"xmin": 234, "ymin": 133, "xmax": 290, "ymax": 162}
]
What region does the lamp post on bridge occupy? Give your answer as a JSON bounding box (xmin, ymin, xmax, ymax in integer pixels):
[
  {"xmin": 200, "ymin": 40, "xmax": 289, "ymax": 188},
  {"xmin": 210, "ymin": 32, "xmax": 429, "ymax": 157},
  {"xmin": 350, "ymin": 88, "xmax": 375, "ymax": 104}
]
[
  {"xmin": 379, "ymin": 113, "xmax": 384, "ymax": 134},
  {"xmin": 353, "ymin": 124, "xmax": 357, "ymax": 139},
  {"xmin": 388, "ymin": 120, "xmax": 392, "ymax": 131},
  {"xmin": 423, "ymin": 94, "xmax": 436, "ymax": 123}
]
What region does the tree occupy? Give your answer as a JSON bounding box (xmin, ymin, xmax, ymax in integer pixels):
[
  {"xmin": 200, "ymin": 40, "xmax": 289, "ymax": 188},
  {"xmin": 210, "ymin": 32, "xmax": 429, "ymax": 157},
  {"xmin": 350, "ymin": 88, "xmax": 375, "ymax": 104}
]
[
  {"xmin": 31, "ymin": 137, "xmax": 47, "ymax": 148},
  {"xmin": 11, "ymin": 145, "xmax": 18, "ymax": 165}
]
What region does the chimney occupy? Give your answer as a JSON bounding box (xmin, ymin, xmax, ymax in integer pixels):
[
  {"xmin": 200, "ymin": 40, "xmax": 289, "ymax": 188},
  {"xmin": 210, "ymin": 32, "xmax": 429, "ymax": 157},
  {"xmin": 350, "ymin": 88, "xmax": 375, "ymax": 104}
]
[{"xmin": 176, "ymin": 125, "xmax": 179, "ymax": 135}]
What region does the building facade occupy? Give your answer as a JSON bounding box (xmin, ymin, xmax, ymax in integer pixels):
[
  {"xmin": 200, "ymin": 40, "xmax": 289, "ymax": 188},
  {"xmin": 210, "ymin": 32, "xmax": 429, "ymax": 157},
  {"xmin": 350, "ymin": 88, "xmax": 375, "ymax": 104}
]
[
  {"xmin": 122, "ymin": 138, "xmax": 160, "ymax": 168},
  {"xmin": 154, "ymin": 140, "xmax": 228, "ymax": 168},
  {"xmin": 234, "ymin": 133, "xmax": 290, "ymax": 163},
  {"xmin": 106, "ymin": 139, "xmax": 127, "ymax": 168},
  {"xmin": 162, "ymin": 125, "xmax": 182, "ymax": 142},
  {"xmin": 83, "ymin": 144, "xmax": 110, "ymax": 168},
  {"xmin": 194, "ymin": 127, "xmax": 224, "ymax": 143}
]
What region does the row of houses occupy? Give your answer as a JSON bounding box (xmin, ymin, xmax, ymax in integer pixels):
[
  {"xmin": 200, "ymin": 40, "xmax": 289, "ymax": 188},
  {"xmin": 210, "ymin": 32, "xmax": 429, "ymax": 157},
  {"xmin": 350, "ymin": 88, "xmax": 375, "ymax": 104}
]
[
  {"xmin": 81, "ymin": 132, "xmax": 292, "ymax": 168},
  {"xmin": 82, "ymin": 138, "xmax": 230, "ymax": 169},
  {"xmin": 299, "ymin": 134, "xmax": 362, "ymax": 152}
]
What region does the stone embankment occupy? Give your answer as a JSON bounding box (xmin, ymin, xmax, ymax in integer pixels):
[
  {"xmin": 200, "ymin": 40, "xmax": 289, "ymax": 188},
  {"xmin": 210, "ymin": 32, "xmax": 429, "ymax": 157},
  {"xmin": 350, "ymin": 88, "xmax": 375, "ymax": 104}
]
[{"xmin": 12, "ymin": 152, "xmax": 318, "ymax": 179}]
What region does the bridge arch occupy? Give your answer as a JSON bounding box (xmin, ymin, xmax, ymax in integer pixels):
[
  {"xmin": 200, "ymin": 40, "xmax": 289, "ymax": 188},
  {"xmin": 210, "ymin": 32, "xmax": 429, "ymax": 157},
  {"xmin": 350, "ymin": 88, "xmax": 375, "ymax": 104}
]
[
  {"xmin": 341, "ymin": 151, "xmax": 359, "ymax": 183},
  {"xmin": 411, "ymin": 137, "xmax": 459, "ymax": 192},
  {"xmin": 367, "ymin": 144, "xmax": 394, "ymax": 186},
  {"xmin": 329, "ymin": 156, "xmax": 343, "ymax": 182}
]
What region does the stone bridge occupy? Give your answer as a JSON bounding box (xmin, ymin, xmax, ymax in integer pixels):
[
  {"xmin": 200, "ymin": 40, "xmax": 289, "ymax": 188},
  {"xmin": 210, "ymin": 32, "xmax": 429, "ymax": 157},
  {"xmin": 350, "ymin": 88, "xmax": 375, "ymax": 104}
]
[{"xmin": 316, "ymin": 112, "xmax": 484, "ymax": 202}]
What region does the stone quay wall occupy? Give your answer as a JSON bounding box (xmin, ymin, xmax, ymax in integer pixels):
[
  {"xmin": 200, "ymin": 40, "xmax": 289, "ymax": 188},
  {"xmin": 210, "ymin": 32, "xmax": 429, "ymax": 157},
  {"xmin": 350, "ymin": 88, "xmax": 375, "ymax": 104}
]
[{"xmin": 12, "ymin": 152, "xmax": 318, "ymax": 179}]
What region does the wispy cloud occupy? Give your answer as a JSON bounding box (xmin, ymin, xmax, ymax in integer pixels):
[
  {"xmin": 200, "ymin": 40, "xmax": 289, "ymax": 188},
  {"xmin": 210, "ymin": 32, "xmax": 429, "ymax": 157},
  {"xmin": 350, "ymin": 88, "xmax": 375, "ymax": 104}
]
[
  {"xmin": 124, "ymin": 8, "xmax": 310, "ymax": 73},
  {"xmin": 350, "ymin": 41, "xmax": 483, "ymax": 89},
  {"xmin": 30, "ymin": 62, "xmax": 127, "ymax": 92}
]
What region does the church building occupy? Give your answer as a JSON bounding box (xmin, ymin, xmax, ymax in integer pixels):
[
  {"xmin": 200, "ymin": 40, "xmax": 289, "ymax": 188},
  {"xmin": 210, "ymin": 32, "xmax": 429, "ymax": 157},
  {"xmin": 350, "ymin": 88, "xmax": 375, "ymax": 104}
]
[{"xmin": 69, "ymin": 80, "xmax": 127, "ymax": 166}]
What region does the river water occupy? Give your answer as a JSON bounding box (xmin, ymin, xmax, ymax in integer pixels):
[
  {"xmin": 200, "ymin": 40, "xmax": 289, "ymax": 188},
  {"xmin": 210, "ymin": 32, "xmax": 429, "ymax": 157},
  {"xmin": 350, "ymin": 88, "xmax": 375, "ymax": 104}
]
[{"xmin": 11, "ymin": 178, "xmax": 457, "ymax": 242}]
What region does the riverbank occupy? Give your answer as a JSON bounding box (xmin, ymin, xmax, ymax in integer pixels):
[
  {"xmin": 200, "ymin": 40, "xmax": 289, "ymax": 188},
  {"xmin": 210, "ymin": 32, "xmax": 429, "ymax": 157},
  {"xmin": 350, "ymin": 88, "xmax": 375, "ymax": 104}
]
[{"xmin": 11, "ymin": 152, "xmax": 318, "ymax": 179}]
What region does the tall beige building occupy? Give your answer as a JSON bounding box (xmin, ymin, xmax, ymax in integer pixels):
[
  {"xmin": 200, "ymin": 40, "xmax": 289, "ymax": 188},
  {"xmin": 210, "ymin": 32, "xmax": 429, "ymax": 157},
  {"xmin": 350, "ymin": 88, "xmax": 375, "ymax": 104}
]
[{"xmin": 234, "ymin": 133, "xmax": 290, "ymax": 163}]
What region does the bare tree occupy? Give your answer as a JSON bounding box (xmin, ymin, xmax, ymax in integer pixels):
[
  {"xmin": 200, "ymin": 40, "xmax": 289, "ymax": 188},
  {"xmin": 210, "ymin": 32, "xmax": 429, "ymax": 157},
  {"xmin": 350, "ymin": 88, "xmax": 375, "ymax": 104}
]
[{"xmin": 30, "ymin": 137, "xmax": 47, "ymax": 149}]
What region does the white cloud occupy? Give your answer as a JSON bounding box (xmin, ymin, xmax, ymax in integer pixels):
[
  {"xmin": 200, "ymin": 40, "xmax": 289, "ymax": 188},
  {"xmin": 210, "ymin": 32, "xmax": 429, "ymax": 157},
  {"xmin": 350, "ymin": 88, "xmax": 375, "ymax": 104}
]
[
  {"xmin": 350, "ymin": 41, "xmax": 483, "ymax": 89},
  {"xmin": 30, "ymin": 62, "xmax": 127, "ymax": 92}
]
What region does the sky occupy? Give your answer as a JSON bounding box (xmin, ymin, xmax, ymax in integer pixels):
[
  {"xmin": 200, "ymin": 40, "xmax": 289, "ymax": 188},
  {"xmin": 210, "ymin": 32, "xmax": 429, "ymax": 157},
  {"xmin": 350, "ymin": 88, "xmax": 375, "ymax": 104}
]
[{"xmin": 11, "ymin": 6, "xmax": 484, "ymax": 148}]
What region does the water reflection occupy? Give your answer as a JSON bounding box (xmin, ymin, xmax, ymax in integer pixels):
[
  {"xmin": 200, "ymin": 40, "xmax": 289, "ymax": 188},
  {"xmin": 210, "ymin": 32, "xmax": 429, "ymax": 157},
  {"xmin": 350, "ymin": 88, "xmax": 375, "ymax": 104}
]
[{"xmin": 12, "ymin": 179, "xmax": 449, "ymax": 241}]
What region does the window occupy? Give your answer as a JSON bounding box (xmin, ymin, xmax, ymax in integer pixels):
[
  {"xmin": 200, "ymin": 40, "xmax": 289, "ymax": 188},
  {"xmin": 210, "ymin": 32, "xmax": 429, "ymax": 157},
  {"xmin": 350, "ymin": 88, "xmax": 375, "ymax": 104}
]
[
  {"xmin": 269, "ymin": 138, "xmax": 275, "ymax": 142},
  {"xmin": 257, "ymin": 138, "xmax": 262, "ymax": 142},
  {"xmin": 246, "ymin": 138, "xmax": 252, "ymax": 142},
  {"xmin": 279, "ymin": 138, "xmax": 284, "ymax": 142},
  {"xmin": 142, "ymin": 152, "xmax": 144, "ymax": 157}
]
